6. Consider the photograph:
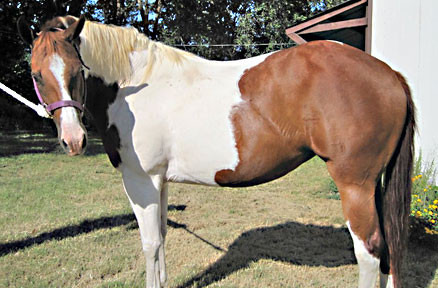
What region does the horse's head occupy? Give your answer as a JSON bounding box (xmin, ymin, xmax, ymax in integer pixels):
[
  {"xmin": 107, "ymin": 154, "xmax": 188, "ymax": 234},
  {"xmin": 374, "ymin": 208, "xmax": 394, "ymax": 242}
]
[{"xmin": 18, "ymin": 16, "xmax": 88, "ymax": 156}]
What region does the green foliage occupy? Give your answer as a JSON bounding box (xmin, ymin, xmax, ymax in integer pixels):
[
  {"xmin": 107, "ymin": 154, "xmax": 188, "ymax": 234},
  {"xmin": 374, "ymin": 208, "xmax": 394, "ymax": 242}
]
[
  {"xmin": 410, "ymin": 154, "xmax": 438, "ymax": 233},
  {"xmin": 156, "ymin": 0, "xmax": 239, "ymax": 60},
  {"xmin": 1, "ymin": 0, "xmax": 345, "ymax": 130},
  {"xmin": 233, "ymin": 1, "xmax": 310, "ymax": 58},
  {"xmin": 327, "ymin": 178, "xmax": 340, "ymax": 200}
]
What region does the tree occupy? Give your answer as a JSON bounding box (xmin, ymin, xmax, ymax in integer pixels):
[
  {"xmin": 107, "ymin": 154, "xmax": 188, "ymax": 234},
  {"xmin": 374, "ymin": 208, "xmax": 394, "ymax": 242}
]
[
  {"xmin": 233, "ymin": 1, "xmax": 313, "ymax": 58},
  {"xmin": 0, "ymin": 0, "xmax": 345, "ymax": 130}
]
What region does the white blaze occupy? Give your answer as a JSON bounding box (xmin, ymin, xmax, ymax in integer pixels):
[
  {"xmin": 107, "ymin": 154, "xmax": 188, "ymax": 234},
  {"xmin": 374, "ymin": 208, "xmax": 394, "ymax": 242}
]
[{"xmin": 49, "ymin": 54, "xmax": 80, "ymax": 125}]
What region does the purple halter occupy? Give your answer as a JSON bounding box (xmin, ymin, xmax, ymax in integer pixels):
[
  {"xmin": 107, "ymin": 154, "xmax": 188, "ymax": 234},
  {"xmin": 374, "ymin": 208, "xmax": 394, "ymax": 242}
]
[{"xmin": 32, "ymin": 76, "xmax": 84, "ymax": 116}]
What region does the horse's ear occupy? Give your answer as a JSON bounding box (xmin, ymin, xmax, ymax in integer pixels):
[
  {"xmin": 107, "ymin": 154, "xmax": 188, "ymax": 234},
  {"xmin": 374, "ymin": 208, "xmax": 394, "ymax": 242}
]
[
  {"xmin": 64, "ymin": 15, "xmax": 86, "ymax": 42},
  {"xmin": 17, "ymin": 16, "xmax": 36, "ymax": 46}
]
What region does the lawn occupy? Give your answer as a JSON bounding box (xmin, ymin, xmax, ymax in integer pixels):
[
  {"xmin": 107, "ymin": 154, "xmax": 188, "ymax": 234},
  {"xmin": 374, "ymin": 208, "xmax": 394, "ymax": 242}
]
[{"xmin": 0, "ymin": 131, "xmax": 437, "ymax": 287}]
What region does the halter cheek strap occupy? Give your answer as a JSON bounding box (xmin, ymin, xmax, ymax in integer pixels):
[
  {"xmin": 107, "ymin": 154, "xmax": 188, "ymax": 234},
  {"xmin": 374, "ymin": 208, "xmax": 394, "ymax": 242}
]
[
  {"xmin": 32, "ymin": 76, "xmax": 84, "ymax": 117},
  {"xmin": 32, "ymin": 76, "xmax": 45, "ymax": 104}
]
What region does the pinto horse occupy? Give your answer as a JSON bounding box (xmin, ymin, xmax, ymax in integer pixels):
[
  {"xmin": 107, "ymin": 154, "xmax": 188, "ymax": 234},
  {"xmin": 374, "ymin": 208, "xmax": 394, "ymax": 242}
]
[{"xmin": 18, "ymin": 15, "xmax": 415, "ymax": 288}]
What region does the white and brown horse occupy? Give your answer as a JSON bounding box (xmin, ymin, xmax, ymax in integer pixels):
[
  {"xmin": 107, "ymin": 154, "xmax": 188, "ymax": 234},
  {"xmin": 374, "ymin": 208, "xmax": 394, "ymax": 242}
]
[{"xmin": 18, "ymin": 16, "xmax": 415, "ymax": 288}]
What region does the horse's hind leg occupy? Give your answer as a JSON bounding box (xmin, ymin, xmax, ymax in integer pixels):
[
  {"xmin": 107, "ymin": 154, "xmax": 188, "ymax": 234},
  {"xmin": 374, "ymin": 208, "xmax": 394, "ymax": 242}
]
[{"xmin": 327, "ymin": 163, "xmax": 387, "ymax": 288}]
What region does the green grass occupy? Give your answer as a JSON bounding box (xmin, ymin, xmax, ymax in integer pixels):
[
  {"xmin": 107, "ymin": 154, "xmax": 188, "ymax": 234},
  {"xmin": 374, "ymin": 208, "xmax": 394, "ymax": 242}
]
[{"xmin": 0, "ymin": 131, "xmax": 437, "ymax": 287}]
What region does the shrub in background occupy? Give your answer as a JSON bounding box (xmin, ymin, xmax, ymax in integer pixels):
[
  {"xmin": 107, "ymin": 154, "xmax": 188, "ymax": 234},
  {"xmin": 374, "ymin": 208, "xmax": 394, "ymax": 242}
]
[
  {"xmin": 327, "ymin": 178, "xmax": 340, "ymax": 200},
  {"xmin": 410, "ymin": 153, "xmax": 438, "ymax": 233}
]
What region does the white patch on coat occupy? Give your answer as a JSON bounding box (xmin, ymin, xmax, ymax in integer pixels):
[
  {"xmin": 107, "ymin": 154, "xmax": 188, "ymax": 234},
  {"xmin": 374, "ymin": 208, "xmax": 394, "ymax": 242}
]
[
  {"xmin": 346, "ymin": 221, "xmax": 380, "ymax": 288},
  {"xmin": 49, "ymin": 54, "xmax": 80, "ymax": 125},
  {"xmin": 386, "ymin": 275, "xmax": 394, "ymax": 288},
  {"xmin": 380, "ymin": 273, "xmax": 394, "ymax": 288},
  {"xmin": 107, "ymin": 51, "xmax": 276, "ymax": 185}
]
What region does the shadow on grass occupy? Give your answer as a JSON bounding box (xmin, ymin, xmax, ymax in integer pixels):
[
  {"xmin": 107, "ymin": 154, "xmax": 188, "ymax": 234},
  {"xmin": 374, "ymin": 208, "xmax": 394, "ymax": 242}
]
[
  {"xmin": 0, "ymin": 130, "xmax": 105, "ymax": 156},
  {"xmin": 0, "ymin": 130, "xmax": 58, "ymax": 156},
  {"xmin": 0, "ymin": 213, "xmax": 136, "ymax": 257},
  {"xmin": 177, "ymin": 217, "xmax": 438, "ymax": 288},
  {"xmin": 404, "ymin": 218, "xmax": 438, "ymax": 287},
  {"xmin": 0, "ymin": 209, "xmax": 436, "ymax": 287},
  {"xmin": 0, "ymin": 205, "xmax": 186, "ymax": 257},
  {"xmin": 176, "ymin": 222, "xmax": 356, "ymax": 288}
]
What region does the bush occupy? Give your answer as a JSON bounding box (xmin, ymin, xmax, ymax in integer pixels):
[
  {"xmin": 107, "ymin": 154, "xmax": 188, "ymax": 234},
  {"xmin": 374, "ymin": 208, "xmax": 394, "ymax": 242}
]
[
  {"xmin": 327, "ymin": 178, "xmax": 340, "ymax": 200},
  {"xmin": 410, "ymin": 154, "xmax": 438, "ymax": 233}
]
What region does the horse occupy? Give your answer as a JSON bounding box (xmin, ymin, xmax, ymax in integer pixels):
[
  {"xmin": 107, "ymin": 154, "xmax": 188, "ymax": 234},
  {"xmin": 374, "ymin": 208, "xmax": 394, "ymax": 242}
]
[{"xmin": 17, "ymin": 15, "xmax": 415, "ymax": 288}]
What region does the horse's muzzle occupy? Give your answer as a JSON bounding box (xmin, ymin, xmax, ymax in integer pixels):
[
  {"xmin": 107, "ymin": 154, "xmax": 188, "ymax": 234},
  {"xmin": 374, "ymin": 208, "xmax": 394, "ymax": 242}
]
[{"xmin": 60, "ymin": 126, "xmax": 87, "ymax": 156}]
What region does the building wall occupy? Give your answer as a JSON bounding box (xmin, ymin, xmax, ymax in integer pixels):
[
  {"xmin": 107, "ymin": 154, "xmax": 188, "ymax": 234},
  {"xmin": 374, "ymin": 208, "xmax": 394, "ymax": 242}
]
[{"xmin": 370, "ymin": 0, "xmax": 438, "ymax": 178}]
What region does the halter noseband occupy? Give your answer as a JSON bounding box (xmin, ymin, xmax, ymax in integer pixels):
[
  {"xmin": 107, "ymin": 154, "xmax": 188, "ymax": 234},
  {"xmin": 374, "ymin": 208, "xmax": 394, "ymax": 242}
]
[{"xmin": 32, "ymin": 76, "xmax": 84, "ymax": 118}]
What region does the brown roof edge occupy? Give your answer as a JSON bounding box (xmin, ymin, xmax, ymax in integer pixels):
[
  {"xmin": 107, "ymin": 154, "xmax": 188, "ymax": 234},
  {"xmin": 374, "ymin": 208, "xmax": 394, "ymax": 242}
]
[{"xmin": 286, "ymin": 0, "xmax": 368, "ymax": 43}]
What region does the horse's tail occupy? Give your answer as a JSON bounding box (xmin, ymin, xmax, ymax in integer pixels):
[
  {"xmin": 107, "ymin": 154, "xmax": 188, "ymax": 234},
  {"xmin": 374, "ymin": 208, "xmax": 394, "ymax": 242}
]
[{"xmin": 380, "ymin": 71, "xmax": 416, "ymax": 286}]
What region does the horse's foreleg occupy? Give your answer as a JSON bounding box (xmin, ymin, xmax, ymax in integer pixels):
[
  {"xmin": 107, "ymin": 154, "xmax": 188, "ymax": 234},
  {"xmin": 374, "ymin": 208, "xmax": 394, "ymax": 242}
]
[
  {"xmin": 122, "ymin": 170, "xmax": 166, "ymax": 288},
  {"xmin": 159, "ymin": 183, "xmax": 168, "ymax": 286}
]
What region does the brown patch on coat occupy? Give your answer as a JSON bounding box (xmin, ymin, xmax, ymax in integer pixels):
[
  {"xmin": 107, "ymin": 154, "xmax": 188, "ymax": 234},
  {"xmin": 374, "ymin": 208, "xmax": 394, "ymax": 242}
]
[
  {"xmin": 216, "ymin": 40, "xmax": 405, "ymax": 186},
  {"xmin": 215, "ymin": 48, "xmax": 316, "ymax": 187}
]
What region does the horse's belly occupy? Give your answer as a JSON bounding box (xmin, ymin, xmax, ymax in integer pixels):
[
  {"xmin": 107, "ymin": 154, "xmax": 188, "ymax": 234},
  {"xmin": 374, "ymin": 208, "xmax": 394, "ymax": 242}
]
[
  {"xmin": 164, "ymin": 90, "xmax": 243, "ymax": 185},
  {"xmin": 115, "ymin": 78, "xmax": 244, "ymax": 184}
]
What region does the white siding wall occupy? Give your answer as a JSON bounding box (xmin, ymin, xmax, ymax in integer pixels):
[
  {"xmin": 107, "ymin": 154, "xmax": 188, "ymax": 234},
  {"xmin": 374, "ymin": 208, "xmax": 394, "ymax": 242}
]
[{"xmin": 371, "ymin": 0, "xmax": 438, "ymax": 180}]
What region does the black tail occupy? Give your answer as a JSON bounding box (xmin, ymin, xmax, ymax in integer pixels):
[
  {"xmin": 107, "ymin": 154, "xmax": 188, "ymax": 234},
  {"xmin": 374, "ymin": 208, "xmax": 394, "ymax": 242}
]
[{"xmin": 380, "ymin": 71, "xmax": 416, "ymax": 287}]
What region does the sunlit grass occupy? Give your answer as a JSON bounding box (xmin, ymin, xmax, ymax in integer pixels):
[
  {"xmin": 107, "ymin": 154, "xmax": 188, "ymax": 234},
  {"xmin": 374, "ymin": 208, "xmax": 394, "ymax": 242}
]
[{"xmin": 0, "ymin": 132, "xmax": 437, "ymax": 287}]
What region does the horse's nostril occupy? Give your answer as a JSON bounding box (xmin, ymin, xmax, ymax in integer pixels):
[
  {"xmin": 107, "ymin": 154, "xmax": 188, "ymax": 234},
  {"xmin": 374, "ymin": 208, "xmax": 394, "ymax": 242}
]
[
  {"xmin": 82, "ymin": 135, "xmax": 87, "ymax": 149},
  {"xmin": 61, "ymin": 139, "xmax": 68, "ymax": 149}
]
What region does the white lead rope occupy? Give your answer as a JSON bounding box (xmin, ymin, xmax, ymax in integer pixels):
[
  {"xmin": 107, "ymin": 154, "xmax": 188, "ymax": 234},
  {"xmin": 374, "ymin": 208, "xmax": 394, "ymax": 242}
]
[{"xmin": 0, "ymin": 81, "xmax": 51, "ymax": 118}]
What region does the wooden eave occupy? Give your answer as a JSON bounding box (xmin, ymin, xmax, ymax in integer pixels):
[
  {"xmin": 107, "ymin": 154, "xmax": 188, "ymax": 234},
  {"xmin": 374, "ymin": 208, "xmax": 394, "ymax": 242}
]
[{"xmin": 286, "ymin": 0, "xmax": 368, "ymax": 46}]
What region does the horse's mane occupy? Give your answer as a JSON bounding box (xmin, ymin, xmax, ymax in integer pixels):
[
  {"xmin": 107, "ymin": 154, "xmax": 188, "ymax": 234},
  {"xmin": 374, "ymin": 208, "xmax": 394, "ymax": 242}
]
[{"xmin": 79, "ymin": 20, "xmax": 194, "ymax": 84}]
